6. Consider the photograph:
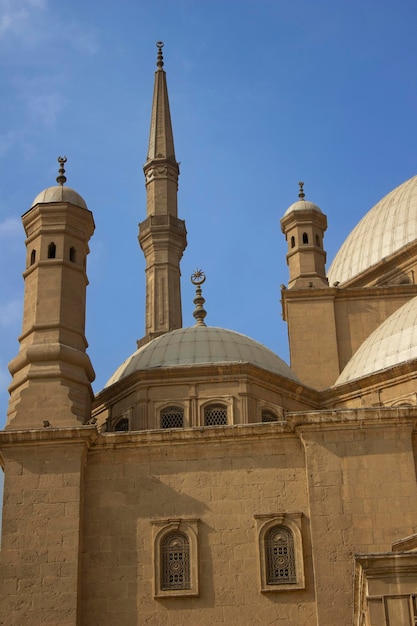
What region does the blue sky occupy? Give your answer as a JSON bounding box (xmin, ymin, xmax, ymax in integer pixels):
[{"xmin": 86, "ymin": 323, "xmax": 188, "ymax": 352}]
[{"xmin": 1, "ymin": 0, "xmax": 417, "ymax": 433}]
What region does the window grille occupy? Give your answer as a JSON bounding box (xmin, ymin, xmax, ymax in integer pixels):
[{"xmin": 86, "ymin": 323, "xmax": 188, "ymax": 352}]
[
  {"xmin": 114, "ymin": 418, "xmax": 129, "ymax": 432},
  {"xmin": 302, "ymin": 232, "xmax": 308, "ymax": 244},
  {"xmin": 261, "ymin": 410, "xmax": 278, "ymax": 423},
  {"xmin": 265, "ymin": 525, "xmax": 296, "ymax": 584},
  {"xmin": 161, "ymin": 406, "xmax": 184, "ymax": 429},
  {"xmin": 161, "ymin": 532, "xmax": 190, "ymax": 590},
  {"xmin": 204, "ymin": 404, "xmax": 227, "ymax": 426}
]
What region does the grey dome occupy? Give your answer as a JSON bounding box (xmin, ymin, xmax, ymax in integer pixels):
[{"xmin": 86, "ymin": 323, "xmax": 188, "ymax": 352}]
[
  {"xmin": 106, "ymin": 326, "xmax": 298, "ymax": 386},
  {"xmin": 283, "ymin": 199, "xmax": 323, "ymax": 217},
  {"xmin": 31, "ymin": 185, "xmax": 88, "ymax": 210},
  {"xmin": 335, "ymin": 296, "xmax": 417, "ymax": 385},
  {"xmin": 328, "ymin": 175, "xmax": 417, "ymax": 285}
]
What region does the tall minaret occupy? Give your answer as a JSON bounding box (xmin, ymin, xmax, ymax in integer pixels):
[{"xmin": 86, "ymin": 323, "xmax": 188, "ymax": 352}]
[
  {"xmin": 138, "ymin": 42, "xmax": 187, "ymax": 347},
  {"xmin": 6, "ymin": 158, "xmax": 95, "ymax": 429}
]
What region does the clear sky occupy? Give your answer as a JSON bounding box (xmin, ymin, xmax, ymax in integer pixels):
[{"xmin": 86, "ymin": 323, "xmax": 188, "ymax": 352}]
[{"xmin": 1, "ymin": 0, "xmax": 417, "ymax": 434}]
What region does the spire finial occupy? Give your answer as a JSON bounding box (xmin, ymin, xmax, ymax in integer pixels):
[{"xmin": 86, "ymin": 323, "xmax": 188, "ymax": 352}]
[
  {"xmin": 298, "ymin": 181, "xmax": 305, "ymax": 200},
  {"xmin": 156, "ymin": 41, "xmax": 164, "ymax": 69},
  {"xmin": 56, "ymin": 156, "xmax": 67, "ymax": 186},
  {"xmin": 191, "ymin": 269, "xmax": 207, "ymax": 327}
]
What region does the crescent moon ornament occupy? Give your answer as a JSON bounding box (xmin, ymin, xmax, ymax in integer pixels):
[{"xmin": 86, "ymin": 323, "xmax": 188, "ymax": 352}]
[{"xmin": 191, "ymin": 269, "xmax": 206, "ymax": 286}]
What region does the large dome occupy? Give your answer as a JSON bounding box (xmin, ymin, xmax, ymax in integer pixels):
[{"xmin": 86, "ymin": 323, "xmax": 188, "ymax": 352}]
[
  {"xmin": 106, "ymin": 326, "xmax": 298, "ymax": 387},
  {"xmin": 31, "ymin": 185, "xmax": 88, "ymax": 210},
  {"xmin": 335, "ymin": 296, "xmax": 417, "ymax": 385},
  {"xmin": 328, "ymin": 175, "xmax": 417, "ymax": 285}
]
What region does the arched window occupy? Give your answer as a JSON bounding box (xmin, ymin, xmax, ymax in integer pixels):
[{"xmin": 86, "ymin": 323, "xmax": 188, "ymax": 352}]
[
  {"xmin": 114, "ymin": 418, "xmax": 129, "ymax": 432},
  {"xmin": 47, "ymin": 242, "xmax": 56, "ymax": 259},
  {"xmin": 255, "ymin": 513, "xmax": 305, "ymax": 592},
  {"xmin": 30, "ymin": 249, "xmax": 36, "ymax": 265},
  {"xmin": 261, "ymin": 410, "xmax": 278, "ymax": 423},
  {"xmin": 152, "ymin": 518, "xmax": 199, "ymax": 597},
  {"xmin": 204, "ymin": 404, "xmax": 227, "ymax": 426},
  {"xmin": 161, "ymin": 531, "xmax": 190, "ymax": 590},
  {"xmin": 290, "ymin": 236, "xmax": 295, "ymax": 248},
  {"xmin": 302, "ymin": 232, "xmax": 308, "ymax": 244},
  {"xmin": 161, "ymin": 406, "xmax": 184, "ymax": 429},
  {"xmin": 69, "ymin": 247, "xmax": 76, "ymax": 262},
  {"xmin": 315, "ymin": 234, "xmax": 320, "ymax": 247},
  {"xmin": 265, "ymin": 525, "xmax": 296, "ymax": 584}
]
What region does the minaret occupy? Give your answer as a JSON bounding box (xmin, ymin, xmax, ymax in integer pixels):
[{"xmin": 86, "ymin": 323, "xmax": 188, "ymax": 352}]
[
  {"xmin": 280, "ymin": 182, "xmax": 328, "ymax": 289},
  {"xmin": 6, "ymin": 157, "xmax": 95, "ymax": 429},
  {"xmin": 281, "ymin": 182, "xmax": 339, "ymax": 389},
  {"xmin": 138, "ymin": 42, "xmax": 187, "ymax": 346}
]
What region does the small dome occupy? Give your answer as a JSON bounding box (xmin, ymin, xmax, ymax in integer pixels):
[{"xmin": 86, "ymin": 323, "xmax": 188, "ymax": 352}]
[
  {"xmin": 283, "ymin": 199, "xmax": 323, "ymax": 217},
  {"xmin": 328, "ymin": 175, "xmax": 417, "ymax": 285},
  {"xmin": 335, "ymin": 296, "xmax": 417, "ymax": 385},
  {"xmin": 31, "ymin": 186, "xmax": 88, "ymax": 210},
  {"xmin": 106, "ymin": 326, "xmax": 298, "ymax": 387}
]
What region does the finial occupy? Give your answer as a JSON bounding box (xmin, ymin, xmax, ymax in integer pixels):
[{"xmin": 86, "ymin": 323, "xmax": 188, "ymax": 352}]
[
  {"xmin": 298, "ymin": 181, "xmax": 305, "ymax": 200},
  {"xmin": 56, "ymin": 156, "xmax": 67, "ymax": 186},
  {"xmin": 156, "ymin": 41, "xmax": 164, "ymax": 69},
  {"xmin": 191, "ymin": 269, "xmax": 207, "ymax": 327}
]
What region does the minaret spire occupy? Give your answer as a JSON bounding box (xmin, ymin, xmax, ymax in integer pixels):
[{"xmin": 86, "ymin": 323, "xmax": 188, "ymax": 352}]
[
  {"xmin": 138, "ymin": 42, "xmax": 187, "ymax": 347},
  {"xmin": 146, "ymin": 41, "xmax": 177, "ymax": 175}
]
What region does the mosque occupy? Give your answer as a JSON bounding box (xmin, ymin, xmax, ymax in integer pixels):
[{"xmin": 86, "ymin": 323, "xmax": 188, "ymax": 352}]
[{"xmin": 1, "ymin": 42, "xmax": 417, "ymax": 625}]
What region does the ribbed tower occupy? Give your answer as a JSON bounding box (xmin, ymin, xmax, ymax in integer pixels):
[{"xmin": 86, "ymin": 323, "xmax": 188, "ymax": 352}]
[
  {"xmin": 138, "ymin": 42, "xmax": 187, "ymax": 346},
  {"xmin": 6, "ymin": 158, "xmax": 95, "ymax": 429}
]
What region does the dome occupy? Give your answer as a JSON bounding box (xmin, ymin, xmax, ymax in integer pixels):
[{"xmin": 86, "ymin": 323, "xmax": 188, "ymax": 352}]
[
  {"xmin": 328, "ymin": 175, "xmax": 417, "ymax": 285},
  {"xmin": 31, "ymin": 185, "xmax": 88, "ymax": 210},
  {"xmin": 283, "ymin": 199, "xmax": 323, "ymax": 217},
  {"xmin": 335, "ymin": 296, "xmax": 417, "ymax": 385},
  {"xmin": 106, "ymin": 326, "xmax": 298, "ymax": 387}
]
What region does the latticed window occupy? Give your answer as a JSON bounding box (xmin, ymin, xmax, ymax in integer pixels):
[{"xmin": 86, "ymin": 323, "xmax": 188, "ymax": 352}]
[
  {"xmin": 204, "ymin": 404, "xmax": 227, "ymax": 426},
  {"xmin": 114, "ymin": 418, "xmax": 129, "ymax": 432},
  {"xmin": 265, "ymin": 525, "xmax": 296, "ymax": 584},
  {"xmin": 161, "ymin": 406, "xmax": 184, "ymax": 429},
  {"xmin": 161, "ymin": 532, "xmax": 190, "ymax": 590},
  {"xmin": 261, "ymin": 410, "xmax": 278, "ymax": 423}
]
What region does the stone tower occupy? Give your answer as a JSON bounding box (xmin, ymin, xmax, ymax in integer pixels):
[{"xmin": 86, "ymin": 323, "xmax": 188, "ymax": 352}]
[
  {"xmin": 0, "ymin": 160, "xmax": 96, "ymax": 626},
  {"xmin": 6, "ymin": 158, "xmax": 95, "ymax": 429},
  {"xmin": 138, "ymin": 42, "xmax": 187, "ymax": 346},
  {"xmin": 280, "ymin": 184, "xmax": 338, "ymax": 389},
  {"xmin": 280, "ymin": 182, "xmax": 328, "ymax": 289}
]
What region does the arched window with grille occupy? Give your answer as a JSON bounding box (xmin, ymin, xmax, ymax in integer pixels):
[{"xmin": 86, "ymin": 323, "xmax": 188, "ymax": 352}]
[
  {"xmin": 261, "ymin": 410, "xmax": 278, "ymax": 423},
  {"xmin": 204, "ymin": 403, "xmax": 227, "ymax": 426},
  {"xmin": 255, "ymin": 513, "xmax": 305, "ymax": 592},
  {"xmin": 161, "ymin": 531, "xmax": 190, "ymax": 591},
  {"xmin": 114, "ymin": 417, "xmax": 129, "ymax": 432},
  {"xmin": 152, "ymin": 518, "xmax": 199, "ymax": 597},
  {"xmin": 302, "ymin": 232, "xmax": 309, "ymax": 244},
  {"xmin": 161, "ymin": 406, "xmax": 184, "ymax": 429},
  {"xmin": 265, "ymin": 525, "xmax": 296, "ymax": 584}
]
